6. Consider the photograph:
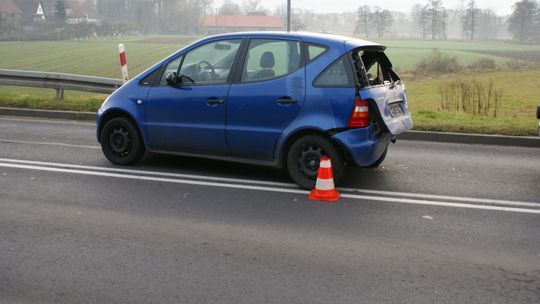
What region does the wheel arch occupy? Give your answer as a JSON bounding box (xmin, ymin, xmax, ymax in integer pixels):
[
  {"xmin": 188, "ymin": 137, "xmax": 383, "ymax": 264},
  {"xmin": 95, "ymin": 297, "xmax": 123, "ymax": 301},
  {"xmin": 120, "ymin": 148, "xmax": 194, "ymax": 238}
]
[
  {"xmin": 97, "ymin": 109, "xmax": 144, "ymax": 145},
  {"xmin": 278, "ymin": 128, "xmax": 352, "ymax": 169}
]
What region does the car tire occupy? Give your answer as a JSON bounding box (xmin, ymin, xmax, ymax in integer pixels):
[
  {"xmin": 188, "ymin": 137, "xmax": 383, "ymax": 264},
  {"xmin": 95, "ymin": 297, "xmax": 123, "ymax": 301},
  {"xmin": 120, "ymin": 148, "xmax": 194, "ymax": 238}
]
[
  {"xmin": 286, "ymin": 135, "xmax": 346, "ymax": 190},
  {"xmin": 100, "ymin": 117, "xmax": 145, "ymax": 165},
  {"xmin": 365, "ymin": 146, "xmax": 388, "ymax": 168}
]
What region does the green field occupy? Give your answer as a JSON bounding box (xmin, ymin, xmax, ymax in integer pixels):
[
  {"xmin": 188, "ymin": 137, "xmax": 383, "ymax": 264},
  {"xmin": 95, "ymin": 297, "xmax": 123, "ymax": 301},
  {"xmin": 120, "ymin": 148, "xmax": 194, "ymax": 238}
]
[
  {"xmin": 379, "ymin": 39, "xmax": 540, "ymax": 70},
  {"xmin": 0, "ymin": 37, "xmax": 193, "ymax": 78},
  {"xmin": 1, "ymin": 36, "xmax": 539, "ymax": 135}
]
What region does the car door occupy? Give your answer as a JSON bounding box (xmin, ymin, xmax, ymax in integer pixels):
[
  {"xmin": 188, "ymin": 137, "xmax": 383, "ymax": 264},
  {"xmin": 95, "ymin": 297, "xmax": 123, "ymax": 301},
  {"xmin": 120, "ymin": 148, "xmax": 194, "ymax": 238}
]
[
  {"xmin": 144, "ymin": 39, "xmax": 242, "ymax": 155},
  {"xmin": 226, "ymin": 38, "xmax": 305, "ymax": 160}
]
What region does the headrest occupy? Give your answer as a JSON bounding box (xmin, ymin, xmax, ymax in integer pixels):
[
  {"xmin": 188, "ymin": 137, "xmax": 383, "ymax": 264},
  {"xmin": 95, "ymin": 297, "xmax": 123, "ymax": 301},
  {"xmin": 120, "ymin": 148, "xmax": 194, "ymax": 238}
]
[{"xmin": 260, "ymin": 52, "xmax": 275, "ymax": 69}]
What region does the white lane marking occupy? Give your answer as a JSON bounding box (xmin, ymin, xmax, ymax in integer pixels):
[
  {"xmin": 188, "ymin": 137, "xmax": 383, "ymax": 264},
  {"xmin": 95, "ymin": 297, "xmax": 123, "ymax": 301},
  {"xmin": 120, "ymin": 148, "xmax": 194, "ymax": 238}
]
[
  {"xmin": 0, "ymin": 161, "xmax": 539, "ymax": 215},
  {"xmin": 0, "ymin": 139, "xmax": 100, "ymax": 149},
  {"xmin": 0, "ymin": 161, "xmax": 306, "ymax": 194},
  {"xmin": 0, "ymin": 116, "xmax": 94, "ymax": 125},
  {"xmin": 339, "ymin": 187, "xmax": 540, "ymax": 208},
  {"xmin": 1, "ymin": 157, "xmax": 539, "ymax": 208},
  {"xmin": 340, "ymin": 192, "xmax": 540, "ymax": 214},
  {"xmin": 0, "ymin": 158, "xmax": 294, "ymax": 187}
]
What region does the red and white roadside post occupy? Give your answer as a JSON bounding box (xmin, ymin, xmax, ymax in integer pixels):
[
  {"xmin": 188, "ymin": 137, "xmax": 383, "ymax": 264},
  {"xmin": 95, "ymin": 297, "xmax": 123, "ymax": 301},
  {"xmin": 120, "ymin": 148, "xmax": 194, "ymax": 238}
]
[{"xmin": 118, "ymin": 43, "xmax": 129, "ymax": 84}]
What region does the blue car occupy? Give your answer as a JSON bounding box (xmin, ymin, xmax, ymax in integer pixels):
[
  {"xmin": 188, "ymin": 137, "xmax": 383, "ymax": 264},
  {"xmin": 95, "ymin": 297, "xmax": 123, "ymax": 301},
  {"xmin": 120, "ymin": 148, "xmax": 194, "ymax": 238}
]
[{"xmin": 97, "ymin": 32, "xmax": 413, "ymax": 189}]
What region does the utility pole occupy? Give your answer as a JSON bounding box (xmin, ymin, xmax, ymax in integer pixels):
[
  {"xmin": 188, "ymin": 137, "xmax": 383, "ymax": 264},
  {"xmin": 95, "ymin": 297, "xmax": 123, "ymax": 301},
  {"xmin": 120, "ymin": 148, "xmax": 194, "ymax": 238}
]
[{"xmin": 287, "ymin": 0, "xmax": 291, "ymax": 32}]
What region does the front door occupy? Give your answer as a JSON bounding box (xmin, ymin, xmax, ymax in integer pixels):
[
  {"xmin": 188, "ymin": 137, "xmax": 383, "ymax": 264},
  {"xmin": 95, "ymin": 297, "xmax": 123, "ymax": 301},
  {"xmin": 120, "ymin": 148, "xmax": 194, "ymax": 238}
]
[{"xmin": 145, "ymin": 39, "xmax": 242, "ymax": 155}]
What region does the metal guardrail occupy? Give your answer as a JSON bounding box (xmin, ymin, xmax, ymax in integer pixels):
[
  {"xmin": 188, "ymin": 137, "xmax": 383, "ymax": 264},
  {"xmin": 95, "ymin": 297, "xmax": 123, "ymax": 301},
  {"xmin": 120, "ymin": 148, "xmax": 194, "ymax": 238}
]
[{"xmin": 0, "ymin": 69, "xmax": 123, "ymax": 99}]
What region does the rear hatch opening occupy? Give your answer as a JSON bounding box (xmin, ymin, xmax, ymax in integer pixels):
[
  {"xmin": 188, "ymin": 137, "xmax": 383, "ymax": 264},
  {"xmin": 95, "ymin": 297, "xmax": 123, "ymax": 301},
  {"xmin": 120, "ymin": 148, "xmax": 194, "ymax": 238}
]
[{"xmin": 349, "ymin": 47, "xmax": 413, "ymax": 136}]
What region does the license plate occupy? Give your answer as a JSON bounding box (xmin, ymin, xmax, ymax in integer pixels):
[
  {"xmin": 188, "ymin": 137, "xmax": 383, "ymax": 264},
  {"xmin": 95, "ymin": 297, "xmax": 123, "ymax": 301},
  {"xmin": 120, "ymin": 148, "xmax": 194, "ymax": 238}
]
[{"xmin": 389, "ymin": 103, "xmax": 404, "ymax": 117}]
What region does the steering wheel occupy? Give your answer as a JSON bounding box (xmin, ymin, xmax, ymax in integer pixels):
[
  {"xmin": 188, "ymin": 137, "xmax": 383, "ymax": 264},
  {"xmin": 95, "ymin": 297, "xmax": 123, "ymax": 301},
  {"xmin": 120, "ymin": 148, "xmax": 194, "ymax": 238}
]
[{"xmin": 196, "ymin": 60, "xmax": 217, "ymax": 80}]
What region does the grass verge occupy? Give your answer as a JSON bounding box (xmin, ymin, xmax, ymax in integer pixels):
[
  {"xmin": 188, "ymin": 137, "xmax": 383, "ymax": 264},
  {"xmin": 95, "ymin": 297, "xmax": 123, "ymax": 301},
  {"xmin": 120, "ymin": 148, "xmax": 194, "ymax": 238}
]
[
  {"xmin": 406, "ymin": 69, "xmax": 540, "ymax": 136},
  {"xmin": 0, "ymin": 87, "xmax": 106, "ymax": 112}
]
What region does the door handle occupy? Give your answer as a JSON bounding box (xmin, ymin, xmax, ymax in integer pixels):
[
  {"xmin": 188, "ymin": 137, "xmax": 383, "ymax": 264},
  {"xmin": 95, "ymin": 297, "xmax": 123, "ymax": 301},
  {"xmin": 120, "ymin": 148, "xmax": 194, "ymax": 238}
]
[
  {"xmin": 276, "ymin": 97, "xmax": 297, "ymax": 105},
  {"xmin": 206, "ymin": 97, "xmax": 224, "ymax": 105}
]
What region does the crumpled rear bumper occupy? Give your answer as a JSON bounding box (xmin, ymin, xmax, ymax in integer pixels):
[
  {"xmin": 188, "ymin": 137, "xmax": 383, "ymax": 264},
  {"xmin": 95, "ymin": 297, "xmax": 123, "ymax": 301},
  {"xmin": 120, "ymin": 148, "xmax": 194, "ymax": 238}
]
[{"xmin": 331, "ymin": 125, "xmax": 392, "ymax": 167}]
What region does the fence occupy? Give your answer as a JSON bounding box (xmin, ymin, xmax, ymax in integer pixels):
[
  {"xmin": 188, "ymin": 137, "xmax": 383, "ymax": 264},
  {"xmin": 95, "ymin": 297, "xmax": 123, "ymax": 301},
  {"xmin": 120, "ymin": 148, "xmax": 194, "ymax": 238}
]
[{"xmin": 0, "ymin": 69, "xmax": 122, "ymax": 99}]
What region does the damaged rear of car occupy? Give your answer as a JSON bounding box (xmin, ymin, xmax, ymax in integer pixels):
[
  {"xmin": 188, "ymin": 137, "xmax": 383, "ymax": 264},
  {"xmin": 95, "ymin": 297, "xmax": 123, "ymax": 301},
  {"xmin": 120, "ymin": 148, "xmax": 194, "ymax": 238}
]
[
  {"xmin": 330, "ymin": 41, "xmax": 413, "ymax": 169},
  {"xmin": 283, "ymin": 36, "xmax": 413, "ymax": 189},
  {"xmin": 282, "ymin": 39, "xmax": 413, "ymax": 188}
]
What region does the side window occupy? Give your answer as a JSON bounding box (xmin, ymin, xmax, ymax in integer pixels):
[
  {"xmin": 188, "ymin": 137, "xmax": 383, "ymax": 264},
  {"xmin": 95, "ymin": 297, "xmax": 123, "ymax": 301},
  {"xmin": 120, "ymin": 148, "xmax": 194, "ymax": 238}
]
[
  {"xmin": 161, "ymin": 39, "xmax": 241, "ymax": 86},
  {"xmin": 313, "ymin": 56, "xmax": 353, "ymax": 87},
  {"xmin": 140, "ymin": 67, "xmax": 163, "ymax": 86},
  {"xmin": 306, "ymin": 44, "xmax": 327, "ymax": 62},
  {"xmin": 241, "ymin": 39, "xmax": 301, "ymax": 82},
  {"xmin": 159, "ymin": 56, "xmax": 182, "ymax": 85}
]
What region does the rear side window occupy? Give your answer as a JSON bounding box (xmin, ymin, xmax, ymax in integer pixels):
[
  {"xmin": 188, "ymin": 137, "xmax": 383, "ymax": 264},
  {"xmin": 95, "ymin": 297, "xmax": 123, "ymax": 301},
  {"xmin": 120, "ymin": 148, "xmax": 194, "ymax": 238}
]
[
  {"xmin": 313, "ymin": 56, "xmax": 354, "ymax": 88},
  {"xmin": 306, "ymin": 44, "xmax": 327, "ymax": 62}
]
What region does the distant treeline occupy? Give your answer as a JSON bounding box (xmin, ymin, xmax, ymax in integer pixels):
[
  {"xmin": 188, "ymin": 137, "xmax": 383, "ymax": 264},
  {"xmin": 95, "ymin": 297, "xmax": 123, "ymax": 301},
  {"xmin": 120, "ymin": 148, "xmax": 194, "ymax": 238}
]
[{"xmin": 0, "ymin": 0, "xmax": 539, "ymax": 42}]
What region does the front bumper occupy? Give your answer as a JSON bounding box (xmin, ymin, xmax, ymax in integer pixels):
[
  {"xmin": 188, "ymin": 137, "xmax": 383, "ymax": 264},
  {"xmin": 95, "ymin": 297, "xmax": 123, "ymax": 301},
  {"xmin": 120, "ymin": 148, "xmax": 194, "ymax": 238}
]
[{"xmin": 331, "ymin": 125, "xmax": 392, "ymax": 167}]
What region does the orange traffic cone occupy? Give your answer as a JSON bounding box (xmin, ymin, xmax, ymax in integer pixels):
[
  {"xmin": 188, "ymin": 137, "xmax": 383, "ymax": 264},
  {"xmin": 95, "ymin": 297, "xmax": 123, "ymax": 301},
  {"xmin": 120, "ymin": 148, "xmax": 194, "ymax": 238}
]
[{"xmin": 308, "ymin": 157, "xmax": 340, "ymax": 202}]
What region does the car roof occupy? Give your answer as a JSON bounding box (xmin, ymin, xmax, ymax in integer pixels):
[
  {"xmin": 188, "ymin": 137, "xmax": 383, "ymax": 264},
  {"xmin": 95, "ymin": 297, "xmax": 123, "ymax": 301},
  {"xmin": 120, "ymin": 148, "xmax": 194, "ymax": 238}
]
[{"xmin": 197, "ymin": 31, "xmax": 385, "ymax": 50}]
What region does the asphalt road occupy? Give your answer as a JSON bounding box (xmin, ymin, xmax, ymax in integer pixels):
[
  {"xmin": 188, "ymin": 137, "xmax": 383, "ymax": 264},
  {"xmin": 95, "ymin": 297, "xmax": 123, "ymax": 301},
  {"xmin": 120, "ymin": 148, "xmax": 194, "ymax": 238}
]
[{"xmin": 0, "ymin": 116, "xmax": 539, "ymax": 304}]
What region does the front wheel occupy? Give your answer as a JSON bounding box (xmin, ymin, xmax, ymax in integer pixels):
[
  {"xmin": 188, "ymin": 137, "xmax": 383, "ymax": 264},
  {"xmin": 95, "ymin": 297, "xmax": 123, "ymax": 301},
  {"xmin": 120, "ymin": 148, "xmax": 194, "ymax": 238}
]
[
  {"xmin": 286, "ymin": 135, "xmax": 346, "ymax": 190},
  {"xmin": 100, "ymin": 117, "xmax": 145, "ymax": 165}
]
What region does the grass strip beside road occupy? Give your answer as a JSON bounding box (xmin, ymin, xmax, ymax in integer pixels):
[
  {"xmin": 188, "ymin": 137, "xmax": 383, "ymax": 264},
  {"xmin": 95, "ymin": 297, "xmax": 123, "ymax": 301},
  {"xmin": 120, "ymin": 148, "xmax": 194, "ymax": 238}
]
[
  {"xmin": 0, "ymin": 87, "xmax": 105, "ymax": 112},
  {"xmin": 1, "ymin": 68, "xmax": 539, "ymax": 136},
  {"xmin": 406, "ymin": 69, "xmax": 540, "ymax": 136}
]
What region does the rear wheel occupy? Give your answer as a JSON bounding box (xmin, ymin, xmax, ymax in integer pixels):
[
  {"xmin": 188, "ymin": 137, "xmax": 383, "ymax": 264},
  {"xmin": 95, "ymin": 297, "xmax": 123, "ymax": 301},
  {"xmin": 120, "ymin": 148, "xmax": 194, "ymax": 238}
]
[
  {"xmin": 100, "ymin": 117, "xmax": 145, "ymax": 165},
  {"xmin": 286, "ymin": 135, "xmax": 345, "ymax": 190}
]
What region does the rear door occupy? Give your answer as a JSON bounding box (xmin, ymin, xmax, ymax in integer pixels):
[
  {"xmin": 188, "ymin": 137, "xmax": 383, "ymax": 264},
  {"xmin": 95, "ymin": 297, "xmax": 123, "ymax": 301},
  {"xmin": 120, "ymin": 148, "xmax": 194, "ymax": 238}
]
[
  {"xmin": 226, "ymin": 38, "xmax": 305, "ymax": 160},
  {"xmin": 353, "ymin": 49, "xmax": 413, "ymax": 135}
]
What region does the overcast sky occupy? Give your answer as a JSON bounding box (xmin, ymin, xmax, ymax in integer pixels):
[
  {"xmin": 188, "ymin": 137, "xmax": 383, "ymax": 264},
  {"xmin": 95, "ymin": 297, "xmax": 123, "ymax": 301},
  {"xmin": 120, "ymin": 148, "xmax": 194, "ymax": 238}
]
[{"xmin": 217, "ymin": 0, "xmax": 514, "ymax": 15}]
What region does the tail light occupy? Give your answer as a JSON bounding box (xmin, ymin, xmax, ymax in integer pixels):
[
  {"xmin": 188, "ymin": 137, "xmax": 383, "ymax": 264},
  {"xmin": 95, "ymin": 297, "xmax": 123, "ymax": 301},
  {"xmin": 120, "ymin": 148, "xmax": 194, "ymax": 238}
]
[{"xmin": 348, "ymin": 97, "xmax": 369, "ymax": 128}]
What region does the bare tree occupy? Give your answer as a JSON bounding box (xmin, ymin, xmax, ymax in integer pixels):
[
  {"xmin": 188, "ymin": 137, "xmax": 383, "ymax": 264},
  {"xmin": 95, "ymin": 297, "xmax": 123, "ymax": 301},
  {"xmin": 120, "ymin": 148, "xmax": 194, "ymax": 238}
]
[
  {"xmin": 462, "ymin": 0, "xmax": 479, "ymax": 40},
  {"xmin": 508, "ymin": 0, "xmax": 539, "ymax": 42},
  {"xmin": 421, "ymin": 0, "xmax": 447, "ymax": 40},
  {"xmin": 291, "ymin": 10, "xmax": 305, "ymax": 31},
  {"xmin": 428, "ymin": 0, "xmax": 440, "ymax": 39},
  {"xmin": 274, "ymin": 4, "xmax": 287, "ymax": 24},
  {"xmin": 355, "ymin": 6, "xmax": 371, "ymax": 37},
  {"xmin": 372, "ymin": 8, "xmax": 393, "ymax": 38},
  {"xmin": 218, "ymin": 0, "xmax": 241, "ymax": 15},
  {"xmin": 410, "ymin": 4, "xmax": 423, "ymax": 38},
  {"xmin": 440, "ymin": 9, "xmax": 448, "ymax": 39},
  {"xmin": 419, "ymin": 5, "xmax": 430, "ymax": 39},
  {"xmin": 477, "ymin": 9, "xmax": 499, "ymax": 40},
  {"xmin": 241, "ymin": 0, "xmax": 264, "ymax": 15}
]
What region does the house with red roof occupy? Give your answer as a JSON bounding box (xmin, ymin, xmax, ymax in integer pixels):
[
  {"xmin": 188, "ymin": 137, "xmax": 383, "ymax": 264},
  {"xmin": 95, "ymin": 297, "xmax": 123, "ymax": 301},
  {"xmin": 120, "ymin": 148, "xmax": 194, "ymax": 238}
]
[{"xmin": 202, "ymin": 15, "xmax": 284, "ymax": 34}]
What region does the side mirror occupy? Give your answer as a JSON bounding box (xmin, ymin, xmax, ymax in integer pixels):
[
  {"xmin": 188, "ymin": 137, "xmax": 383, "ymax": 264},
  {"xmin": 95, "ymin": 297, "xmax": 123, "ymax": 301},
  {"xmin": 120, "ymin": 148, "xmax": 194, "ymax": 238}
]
[
  {"xmin": 537, "ymin": 105, "xmax": 540, "ymax": 119},
  {"xmin": 165, "ymin": 72, "xmax": 178, "ymax": 85}
]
